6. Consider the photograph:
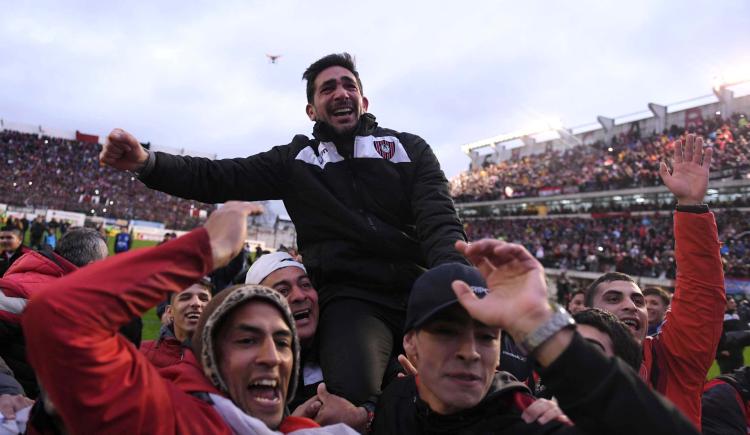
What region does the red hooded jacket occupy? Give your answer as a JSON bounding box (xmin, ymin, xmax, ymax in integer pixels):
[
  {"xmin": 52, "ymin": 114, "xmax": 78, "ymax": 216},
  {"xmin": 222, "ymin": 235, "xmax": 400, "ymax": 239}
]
[{"xmin": 23, "ymin": 229, "xmax": 318, "ymax": 434}]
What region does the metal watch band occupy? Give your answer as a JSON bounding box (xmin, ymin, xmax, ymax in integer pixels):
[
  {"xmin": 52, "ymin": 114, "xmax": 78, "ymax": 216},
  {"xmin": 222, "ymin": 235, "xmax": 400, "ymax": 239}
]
[{"xmin": 518, "ymin": 304, "xmax": 576, "ymax": 356}]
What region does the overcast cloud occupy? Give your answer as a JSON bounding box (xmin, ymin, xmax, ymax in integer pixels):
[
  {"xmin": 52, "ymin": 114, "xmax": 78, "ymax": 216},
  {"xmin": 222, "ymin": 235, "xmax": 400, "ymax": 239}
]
[{"xmin": 1, "ymin": 0, "xmax": 748, "ymax": 180}]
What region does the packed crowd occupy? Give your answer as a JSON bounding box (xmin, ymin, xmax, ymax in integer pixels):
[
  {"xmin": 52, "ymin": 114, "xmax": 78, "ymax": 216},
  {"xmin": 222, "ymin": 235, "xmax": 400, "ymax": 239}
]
[
  {"xmin": 0, "ymin": 54, "xmax": 745, "ymax": 435},
  {"xmin": 451, "ymin": 113, "xmax": 750, "ymax": 202},
  {"xmin": 465, "ymin": 208, "xmax": 750, "ymax": 279},
  {"xmin": 0, "ymin": 130, "xmax": 210, "ymax": 230}
]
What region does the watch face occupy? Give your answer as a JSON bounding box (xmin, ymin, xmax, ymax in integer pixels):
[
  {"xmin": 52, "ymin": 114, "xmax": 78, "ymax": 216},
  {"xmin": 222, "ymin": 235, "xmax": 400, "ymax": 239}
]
[{"xmin": 520, "ymin": 308, "xmax": 575, "ymax": 355}]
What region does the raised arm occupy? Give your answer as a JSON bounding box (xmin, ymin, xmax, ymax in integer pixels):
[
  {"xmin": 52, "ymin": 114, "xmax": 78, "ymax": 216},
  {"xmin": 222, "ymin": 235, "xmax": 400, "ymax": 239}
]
[
  {"xmin": 654, "ymin": 134, "xmax": 725, "ymax": 423},
  {"xmin": 101, "ymin": 128, "xmax": 290, "ymax": 203},
  {"xmin": 22, "ymin": 202, "xmax": 261, "ymax": 434},
  {"xmin": 452, "ymin": 239, "xmax": 698, "ymax": 435}
]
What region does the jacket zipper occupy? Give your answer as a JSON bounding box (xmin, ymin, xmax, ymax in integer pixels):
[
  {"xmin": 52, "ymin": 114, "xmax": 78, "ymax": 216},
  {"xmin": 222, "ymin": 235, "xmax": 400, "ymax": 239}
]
[{"xmin": 344, "ymin": 153, "xmax": 377, "ymax": 232}]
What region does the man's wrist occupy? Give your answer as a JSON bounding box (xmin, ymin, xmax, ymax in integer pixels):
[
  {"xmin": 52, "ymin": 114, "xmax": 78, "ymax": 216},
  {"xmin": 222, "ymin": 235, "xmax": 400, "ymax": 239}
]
[
  {"xmin": 356, "ymin": 406, "xmax": 374, "ymax": 433},
  {"xmin": 675, "ymin": 203, "xmax": 709, "ymax": 213},
  {"xmin": 507, "ymin": 305, "xmax": 554, "ymax": 344},
  {"xmin": 134, "ymin": 149, "xmax": 155, "ymax": 177},
  {"xmin": 515, "ymin": 305, "xmax": 575, "ymax": 357}
]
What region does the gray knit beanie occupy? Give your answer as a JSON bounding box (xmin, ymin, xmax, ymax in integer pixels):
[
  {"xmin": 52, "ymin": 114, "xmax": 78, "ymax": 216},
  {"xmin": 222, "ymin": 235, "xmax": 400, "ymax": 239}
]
[{"xmin": 192, "ymin": 284, "xmax": 300, "ymax": 404}]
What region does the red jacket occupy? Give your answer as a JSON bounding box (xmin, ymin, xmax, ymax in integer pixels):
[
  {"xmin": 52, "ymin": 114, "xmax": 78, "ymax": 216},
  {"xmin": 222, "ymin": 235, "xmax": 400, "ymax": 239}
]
[
  {"xmin": 23, "ymin": 229, "xmax": 318, "ymax": 434},
  {"xmin": 639, "ymin": 211, "xmax": 725, "ymax": 428},
  {"xmin": 140, "ymin": 327, "xmax": 188, "ymax": 369},
  {"xmin": 0, "ymin": 249, "xmax": 76, "ymax": 324},
  {"xmin": 0, "ymin": 249, "xmax": 78, "ymax": 398}
]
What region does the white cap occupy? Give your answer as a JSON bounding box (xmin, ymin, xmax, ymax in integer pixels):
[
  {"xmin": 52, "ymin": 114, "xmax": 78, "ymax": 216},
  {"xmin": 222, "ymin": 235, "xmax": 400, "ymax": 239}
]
[{"xmin": 245, "ymin": 251, "xmax": 306, "ymax": 285}]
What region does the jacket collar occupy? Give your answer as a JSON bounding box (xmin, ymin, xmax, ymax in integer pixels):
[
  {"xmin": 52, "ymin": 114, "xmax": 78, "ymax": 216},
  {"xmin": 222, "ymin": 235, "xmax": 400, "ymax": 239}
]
[
  {"xmin": 414, "ymin": 371, "xmax": 530, "ymax": 432},
  {"xmin": 311, "ymin": 113, "xmax": 379, "ymax": 152}
]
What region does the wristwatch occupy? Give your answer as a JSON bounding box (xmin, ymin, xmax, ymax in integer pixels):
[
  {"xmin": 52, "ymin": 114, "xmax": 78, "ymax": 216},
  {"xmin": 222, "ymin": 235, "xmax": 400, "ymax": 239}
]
[
  {"xmin": 675, "ymin": 203, "xmax": 709, "ymax": 213},
  {"xmin": 517, "ymin": 304, "xmax": 576, "ymax": 356}
]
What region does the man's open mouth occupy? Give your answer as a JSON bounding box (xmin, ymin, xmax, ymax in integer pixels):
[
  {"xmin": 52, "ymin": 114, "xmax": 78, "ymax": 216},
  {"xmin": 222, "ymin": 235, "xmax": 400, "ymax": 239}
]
[
  {"xmin": 293, "ymin": 309, "xmax": 312, "ymax": 321},
  {"xmin": 247, "ymin": 379, "xmax": 281, "ymax": 404}
]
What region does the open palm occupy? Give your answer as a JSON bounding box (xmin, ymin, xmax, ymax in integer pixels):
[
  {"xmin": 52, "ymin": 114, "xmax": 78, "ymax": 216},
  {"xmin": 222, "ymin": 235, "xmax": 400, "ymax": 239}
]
[
  {"xmin": 659, "ymin": 134, "xmax": 712, "ymax": 204},
  {"xmin": 453, "ymin": 240, "xmax": 550, "ymax": 332}
]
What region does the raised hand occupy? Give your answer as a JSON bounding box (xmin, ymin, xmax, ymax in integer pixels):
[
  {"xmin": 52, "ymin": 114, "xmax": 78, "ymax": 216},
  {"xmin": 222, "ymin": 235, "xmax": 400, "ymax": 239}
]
[
  {"xmin": 452, "ymin": 240, "xmax": 551, "ymax": 342},
  {"xmin": 397, "ymin": 354, "xmax": 418, "ymax": 377},
  {"xmin": 203, "ymin": 202, "xmax": 264, "ymax": 269},
  {"xmin": 659, "ymin": 133, "xmax": 712, "ymax": 205},
  {"xmin": 100, "ymin": 128, "xmax": 150, "ymax": 172}
]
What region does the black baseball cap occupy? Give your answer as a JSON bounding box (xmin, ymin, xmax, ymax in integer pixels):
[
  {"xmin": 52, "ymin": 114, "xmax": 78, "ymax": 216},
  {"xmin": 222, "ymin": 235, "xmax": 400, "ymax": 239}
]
[{"xmin": 404, "ymin": 263, "xmax": 488, "ymax": 333}]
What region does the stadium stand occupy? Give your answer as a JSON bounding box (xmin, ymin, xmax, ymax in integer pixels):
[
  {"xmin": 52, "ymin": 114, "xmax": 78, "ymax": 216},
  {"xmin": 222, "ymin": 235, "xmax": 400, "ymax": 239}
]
[
  {"xmin": 452, "ymin": 88, "xmax": 750, "ymax": 293},
  {"xmin": 451, "ymin": 113, "xmax": 750, "ymax": 203},
  {"xmin": 464, "ymin": 209, "xmax": 749, "ymax": 279},
  {"xmin": 0, "ymin": 130, "xmax": 211, "ymax": 230}
]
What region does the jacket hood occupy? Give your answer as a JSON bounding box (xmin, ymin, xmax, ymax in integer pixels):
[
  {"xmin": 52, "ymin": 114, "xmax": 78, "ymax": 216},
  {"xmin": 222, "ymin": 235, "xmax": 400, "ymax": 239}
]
[
  {"xmin": 191, "ymin": 284, "xmax": 300, "ymax": 405},
  {"xmin": 2, "ymin": 250, "xmax": 78, "ymax": 297}
]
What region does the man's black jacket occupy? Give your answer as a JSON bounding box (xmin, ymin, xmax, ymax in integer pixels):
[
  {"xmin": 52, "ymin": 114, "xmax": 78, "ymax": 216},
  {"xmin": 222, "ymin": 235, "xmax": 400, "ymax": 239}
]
[
  {"xmin": 372, "ymin": 333, "xmax": 698, "ymax": 435},
  {"xmin": 140, "ymin": 114, "xmax": 468, "ymax": 308}
]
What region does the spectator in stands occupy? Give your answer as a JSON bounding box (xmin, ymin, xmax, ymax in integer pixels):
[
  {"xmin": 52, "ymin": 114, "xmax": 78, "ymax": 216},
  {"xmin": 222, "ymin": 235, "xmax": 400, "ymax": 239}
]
[
  {"xmin": 566, "ymin": 290, "xmax": 586, "ymax": 314},
  {"xmin": 101, "ymin": 52, "xmax": 468, "ymax": 409},
  {"xmin": 717, "ymin": 297, "xmax": 749, "ymax": 374},
  {"xmin": 245, "ymin": 252, "xmax": 372, "ymax": 432},
  {"xmin": 22, "ymin": 202, "xmax": 356, "ymax": 434},
  {"xmin": 0, "ymin": 226, "xmax": 28, "ymax": 277},
  {"xmin": 583, "ymin": 134, "xmax": 725, "ymax": 427},
  {"xmin": 114, "ymin": 226, "xmax": 132, "ymax": 254},
  {"xmin": 643, "ymin": 286, "xmax": 671, "ymax": 336},
  {"xmin": 140, "ymin": 278, "xmax": 214, "ymax": 368},
  {"xmin": 157, "ymin": 231, "xmax": 176, "ymax": 245},
  {"xmin": 0, "ymin": 130, "xmax": 211, "ymax": 231},
  {"xmin": 701, "ymin": 366, "xmax": 750, "ymax": 435},
  {"xmin": 373, "ymin": 249, "xmax": 698, "ymax": 434},
  {"xmin": 450, "ymin": 113, "xmax": 750, "ymax": 204},
  {"xmin": 0, "ymin": 227, "xmax": 110, "ymax": 398},
  {"xmin": 28, "ymin": 216, "xmax": 46, "ymax": 250}
]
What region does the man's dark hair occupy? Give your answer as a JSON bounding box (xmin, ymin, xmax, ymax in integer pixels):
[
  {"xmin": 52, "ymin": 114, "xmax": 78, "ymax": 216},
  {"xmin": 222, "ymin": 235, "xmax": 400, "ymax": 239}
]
[
  {"xmin": 0, "ymin": 226, "xmax": 22, "ymax": 238},
  {"xmin": 55, "ymin": 228, "xmax": 107, "ymax": 267},
  {"xmin": 302, "ymin": 53, "xmax": 362, "ymax": 103},
  {"xmin": 643, "ymin": 286, "xmax": 671, "ymax": 306},
  {"xmin": 166, "ymin": 278, "xmax": 215, "ymax": 304},
  {"xmin": 585, "ymin": 272, "xmax": 637, "ymax": 307},
  {"xmin": 574, "ymin": 308, "xmax": 643, "ymax": 370}
]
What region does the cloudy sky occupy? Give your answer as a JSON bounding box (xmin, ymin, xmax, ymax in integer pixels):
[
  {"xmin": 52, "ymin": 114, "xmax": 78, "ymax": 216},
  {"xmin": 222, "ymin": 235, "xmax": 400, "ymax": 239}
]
[{"xmin": 1, "ymin": 0, "xmax": 749, "ymax": 180}]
